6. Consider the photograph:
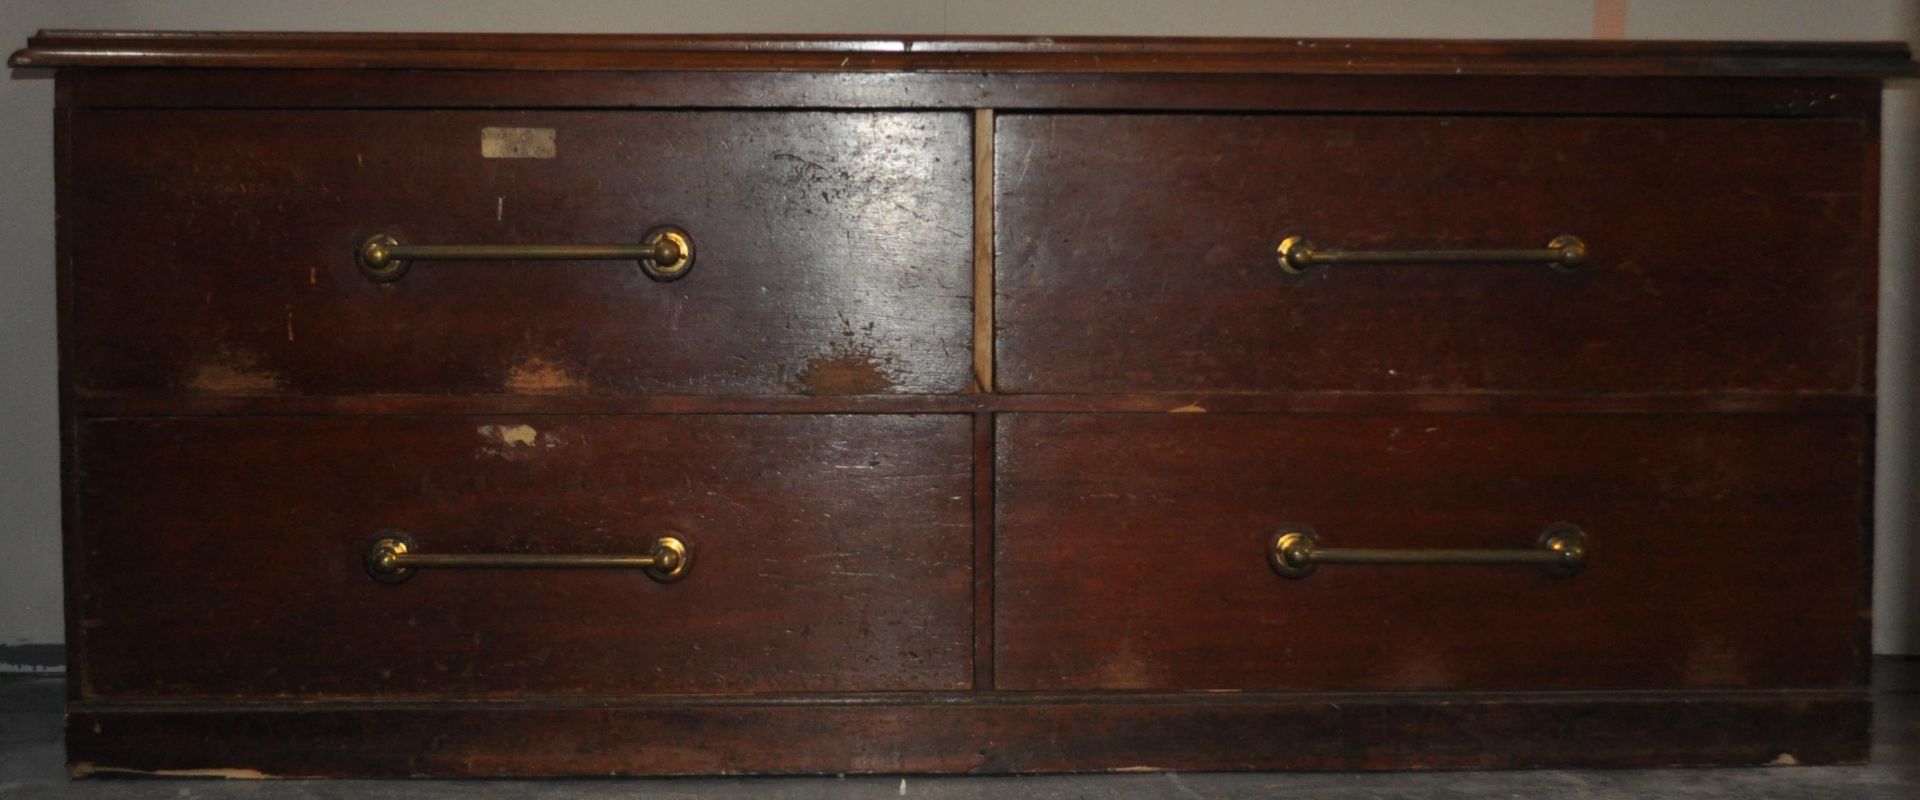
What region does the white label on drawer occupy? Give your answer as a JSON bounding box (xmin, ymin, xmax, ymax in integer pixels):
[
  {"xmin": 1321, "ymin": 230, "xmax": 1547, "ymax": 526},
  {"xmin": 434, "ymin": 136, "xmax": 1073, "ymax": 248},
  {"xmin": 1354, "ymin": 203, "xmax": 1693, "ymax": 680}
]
[{"xmin": 480, "ymin": 127, "xmax": 556, "ymax": 158}]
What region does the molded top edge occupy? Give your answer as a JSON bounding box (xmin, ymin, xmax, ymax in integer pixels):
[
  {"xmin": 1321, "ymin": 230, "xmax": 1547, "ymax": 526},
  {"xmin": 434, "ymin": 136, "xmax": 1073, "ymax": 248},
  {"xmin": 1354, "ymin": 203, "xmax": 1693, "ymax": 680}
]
[{"xmin": 9, "ymin": 30, "xmax": 1915, "ymax": 77}]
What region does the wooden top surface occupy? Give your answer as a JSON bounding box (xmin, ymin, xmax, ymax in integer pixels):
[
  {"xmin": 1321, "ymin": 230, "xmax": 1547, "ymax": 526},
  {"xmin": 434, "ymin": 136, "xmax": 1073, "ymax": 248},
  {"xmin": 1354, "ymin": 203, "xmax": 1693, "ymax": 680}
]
[{"xmin": 9, "ymin": 30, "xmax": 1915, "ymax": 76}]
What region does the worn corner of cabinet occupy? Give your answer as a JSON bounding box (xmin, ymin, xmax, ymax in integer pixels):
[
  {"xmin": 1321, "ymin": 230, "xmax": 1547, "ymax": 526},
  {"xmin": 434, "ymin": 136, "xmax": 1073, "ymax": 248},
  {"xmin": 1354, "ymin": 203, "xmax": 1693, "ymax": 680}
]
[{"xmin": 71, "ymin": 762, "xmax": 275, "ymax": 779}]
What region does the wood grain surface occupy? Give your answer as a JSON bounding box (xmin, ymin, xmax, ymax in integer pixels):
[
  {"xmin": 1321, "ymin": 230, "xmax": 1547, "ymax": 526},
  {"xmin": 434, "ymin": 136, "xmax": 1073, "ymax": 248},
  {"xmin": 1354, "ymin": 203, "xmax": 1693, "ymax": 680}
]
[
  {"xmin": 997, "ymin": 114, "xmax": 1874, "ymax": 394},
  {"xmin": 30, "ymin": 30, "xmax": 1897, "ymax": 774},
  {"xmin": 67, "ymin": 690, "xmax": 1868, "ymax": 775},
  {"xmin": 995, "ymin": 414, "xmax": 1868, "ymax": 691},
  {"xmin": 74, "ymin": 415, "xmax": 974, "ymax": 698},
  {"xmin": 51, "ymin": 71, "xmax": 1883, "ymax": 119},
  {"xmin": 67, "ymin": 109, "xmax": 973, "ymax": 397},
  {"xmin": 13, "ymin": 32, "xmax": 1913, "ymax": 77}
]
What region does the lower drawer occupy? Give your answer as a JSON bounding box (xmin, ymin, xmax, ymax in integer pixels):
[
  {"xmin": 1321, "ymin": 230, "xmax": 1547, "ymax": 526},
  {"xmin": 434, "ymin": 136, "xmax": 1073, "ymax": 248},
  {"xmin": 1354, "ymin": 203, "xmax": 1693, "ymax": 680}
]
[
  {"xmin": 74, "ymin": 414, "xmax": 974, "ymax": 699},
  {"xmin": 994, "ymin": 413, "xmax": 1866, "ymax": 691}
]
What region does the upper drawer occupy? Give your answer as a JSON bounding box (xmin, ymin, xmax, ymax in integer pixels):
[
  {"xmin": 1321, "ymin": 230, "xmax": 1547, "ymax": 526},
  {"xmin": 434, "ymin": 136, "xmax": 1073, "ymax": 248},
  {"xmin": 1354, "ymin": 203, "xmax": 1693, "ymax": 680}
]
[
  {"xmin": 68, "ymin": 110, "xmax": 973, "ymax": 398},
  {"xmin": 995, "ymin": 114, "xmax": 1873, "ymax": 394},
  {"xmin": 75, "ymin": 414, "xmax": 974, "ymax": 699}
]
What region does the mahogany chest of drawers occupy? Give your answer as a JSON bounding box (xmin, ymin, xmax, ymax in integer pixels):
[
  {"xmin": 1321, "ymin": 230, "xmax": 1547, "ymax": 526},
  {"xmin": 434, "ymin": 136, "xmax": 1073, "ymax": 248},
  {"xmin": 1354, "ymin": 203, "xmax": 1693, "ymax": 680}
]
[{"xmin": 11, "ymin": 31, "xmax": 1913, "ymax": 776}]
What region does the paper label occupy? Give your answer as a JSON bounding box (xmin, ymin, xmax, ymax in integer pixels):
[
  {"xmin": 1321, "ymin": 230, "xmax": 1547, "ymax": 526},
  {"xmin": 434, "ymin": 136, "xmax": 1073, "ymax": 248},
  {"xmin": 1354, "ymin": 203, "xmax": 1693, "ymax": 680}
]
[{"xmin": 480, "ymin": 127, "xmax": 556, "ymax": 159}]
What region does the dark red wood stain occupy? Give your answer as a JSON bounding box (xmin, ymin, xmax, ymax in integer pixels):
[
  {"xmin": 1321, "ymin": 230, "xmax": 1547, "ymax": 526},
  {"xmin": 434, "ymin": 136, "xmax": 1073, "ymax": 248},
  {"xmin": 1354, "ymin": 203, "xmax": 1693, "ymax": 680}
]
[
  {"xmin": 67, "ymin": 110, "xmax": 973, "ymax": 397},
  {"xmin": 76, "ymin": 415, "xmax": 974, "ymax": 698},
  {"xmin": 997, "ymin": 114, "xmax": 1873, "ymax": 394},
  {"xmin": 68, "ymin": 690, "xmax": 1868, "ymax": 776},
  {"xmin": 995, "ymin": 414, "xmax": 1865, "ymax": 691},
  {"xmin": 18, "ymin": 31, "xmax": 1901, "ymax": 775}
]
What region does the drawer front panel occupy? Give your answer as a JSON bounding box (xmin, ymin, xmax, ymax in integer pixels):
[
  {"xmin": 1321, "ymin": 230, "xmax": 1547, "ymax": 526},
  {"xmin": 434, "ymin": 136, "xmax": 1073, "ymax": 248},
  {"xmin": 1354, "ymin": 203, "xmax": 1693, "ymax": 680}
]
[
  {"xmin": 69, "ymin": 110, "xmax": 973, "ymax": 397},
  {"xmin": 76, "ymin": 415, "xmax": 973, "ymax": 698},
  {"xmin": 995, "ymin": 414, "xmax": 1864, "ymax": 691},
  {"xmin": 995, "ymin": 114, "xmax": 1872, "ymax": 394}
]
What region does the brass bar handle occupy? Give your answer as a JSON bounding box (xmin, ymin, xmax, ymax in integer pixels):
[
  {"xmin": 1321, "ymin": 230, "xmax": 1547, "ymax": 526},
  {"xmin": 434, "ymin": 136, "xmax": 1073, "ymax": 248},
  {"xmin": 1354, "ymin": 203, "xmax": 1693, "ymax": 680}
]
[
  {"xmin": 1277, "ymin": 234, "xmax": 1586, "ymax": 275},
  {"xmin": 1267, "ymin": 523, "xmax": 1588, "ymax": 579},
  {"xmin": 364, "ymin": 530, "xmax": 691, "ymax": 584},
  {"xmin": 357, "ymin": 225, "xmax": 694, "ymax": 283}
]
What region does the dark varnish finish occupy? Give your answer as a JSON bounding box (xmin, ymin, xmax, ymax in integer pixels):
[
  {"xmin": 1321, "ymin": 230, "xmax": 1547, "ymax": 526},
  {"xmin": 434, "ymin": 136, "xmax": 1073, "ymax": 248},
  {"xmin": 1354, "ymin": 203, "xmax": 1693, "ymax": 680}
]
[
  {"xmin": 74, "ymin": 415, "xmax": 974, "ymax": 698},
  {"xmin": 68, "ymin": 690, "xmax": 1866, "ymax": 776},
  {"xmin": 67, "ymin": 109, "xmax": 973, "ymax": 397},
  {"xmin": 997, "ymin": 114, "xmax": 1873, "ymax": 394},
  {"xmin": 68, "ymin": 390, "xmax": 1876, "ymax": 418},
  {"xmin": 13, "ymin": 31, "xmax": 1913, "ymax": 76},
  {"xmin": 16, "ymin": 30, "xmax": 1905, "ymax": 776},
  {"xmin": 996, "ymin": 414, "xmax": 1867, "ymax": 691},
  {"xmin": 46, "ymin": 71, "xmax": 1883, "ymax": 119}
]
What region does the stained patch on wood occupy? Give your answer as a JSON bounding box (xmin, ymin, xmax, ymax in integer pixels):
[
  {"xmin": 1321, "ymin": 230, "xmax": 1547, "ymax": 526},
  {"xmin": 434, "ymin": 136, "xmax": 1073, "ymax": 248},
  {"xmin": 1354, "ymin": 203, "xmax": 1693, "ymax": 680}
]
[
  {"xmin": 1092, "ymin": 639, "xmax": 1158, "ymax": 690},
  {"xmin": 793, "ymin": 324, "xmax": 898, "ymax": 395},
  {"xmin": 1685, "ymin": 637, "xmax": 1749, "ymax": 686},
  {"xmin": 796, "ymin": 351, "xmax": 896, "ymax": 395},
  {"xmin": 505, "ymin": 358, "xmax": 585, "ymax": 394},
  {"xmin": 187, "ymin": 361, "xmax": 282, "ymax": 394}
]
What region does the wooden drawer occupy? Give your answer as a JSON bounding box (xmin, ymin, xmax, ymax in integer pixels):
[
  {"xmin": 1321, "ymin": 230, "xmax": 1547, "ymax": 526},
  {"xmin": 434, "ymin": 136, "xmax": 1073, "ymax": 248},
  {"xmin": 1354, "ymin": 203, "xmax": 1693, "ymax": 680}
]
[
  {"xmin": 995, "ymin": 413, "xmax": 1866, "ymax": 691},
  {"xmin": 995, "ymin": 114, "xmax": 1873, "ymax": 394},
  {"xmin": 74, "ymin": 415, "xmax": 973, "ymax": 699},
  {"xmin": 68, "ymin": 110, "xmax": 973, "ymax": 398}
]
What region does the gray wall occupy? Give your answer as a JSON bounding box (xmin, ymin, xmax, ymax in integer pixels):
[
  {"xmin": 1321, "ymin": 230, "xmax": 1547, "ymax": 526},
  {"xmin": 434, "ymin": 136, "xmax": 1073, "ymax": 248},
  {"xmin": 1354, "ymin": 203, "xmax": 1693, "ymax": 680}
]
[{"xmin": 2, "ymin": 0, "xmax": 1915, "ymax": 669}]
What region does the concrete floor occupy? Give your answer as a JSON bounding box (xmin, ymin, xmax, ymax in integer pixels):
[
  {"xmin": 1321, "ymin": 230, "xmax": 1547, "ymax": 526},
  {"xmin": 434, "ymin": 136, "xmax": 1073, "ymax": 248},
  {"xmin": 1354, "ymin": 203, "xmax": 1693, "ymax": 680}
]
[{"xmin": 3, "ymin": 664, "xmax": 1918, "ymax": 798}]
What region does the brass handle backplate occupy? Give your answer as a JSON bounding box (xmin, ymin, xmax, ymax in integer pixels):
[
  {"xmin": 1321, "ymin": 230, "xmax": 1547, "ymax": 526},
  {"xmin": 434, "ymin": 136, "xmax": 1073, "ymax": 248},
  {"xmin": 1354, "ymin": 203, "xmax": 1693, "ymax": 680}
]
[
  {"xmin": 364, "ymin": 530, "xmax": 691, "ymax": 584},
  {"xmin": 1267, "ymin": 523, "xmax": 1588, "ymax": 579},
  {"xmin": 1277, "ymin": 234, "xmax": 1586, "ymax": 275},
  {"xmin": 357, "ymin": 225, "xmax": 694, "ymax": 283}
]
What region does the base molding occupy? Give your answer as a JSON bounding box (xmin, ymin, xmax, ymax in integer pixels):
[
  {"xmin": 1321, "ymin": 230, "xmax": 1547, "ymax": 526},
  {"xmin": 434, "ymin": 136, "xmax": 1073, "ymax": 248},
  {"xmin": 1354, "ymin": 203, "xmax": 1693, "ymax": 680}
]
[{"xmin": 68, "ymin": 689, "xmax": 1869, "ymax": 776}]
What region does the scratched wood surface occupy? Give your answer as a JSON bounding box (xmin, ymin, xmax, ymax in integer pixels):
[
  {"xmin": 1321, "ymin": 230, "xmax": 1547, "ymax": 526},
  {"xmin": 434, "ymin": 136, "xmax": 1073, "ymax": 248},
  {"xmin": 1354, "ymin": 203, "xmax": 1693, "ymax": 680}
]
[
  {"xmin": 995, "ymin": 414, "xmax": 1867, "ymax": 691},
  {"xmin": 66, "ymin": 110, "xmax": 974, "ymax": 397},
  {"xmin": 74, "ymin": 415, "xmax": 974, "ymax": 698},
  {"xmin": 48, "ymin": 71, "xmax": 1885, "ymax": 119},
  {"xmin": 28, "ymin": 31, "xmax": 1904, "ymax": 774},
  {"xmin": 996, "ymin": 114, "xmax": 1874, "ymax": 394},
  {"xmin": 13, "ymin": 32, "xmax": 1914, "ymax": 76},
  {"xmin": 67, "ymin": 690, "xmax": 1869, "ymax": 775}
]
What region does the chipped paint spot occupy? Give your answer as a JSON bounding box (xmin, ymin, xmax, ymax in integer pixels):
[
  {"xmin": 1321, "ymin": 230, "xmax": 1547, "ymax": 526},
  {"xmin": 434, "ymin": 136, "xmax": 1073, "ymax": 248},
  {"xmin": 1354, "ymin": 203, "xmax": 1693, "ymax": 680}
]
[
  {"xmin": 477, "ymin": 423, "xmax": 557, "ymax": 460},
  {"xmin": 478, "ymin": 424, "xmax": 539, "ymax": 448},
  {"xmin": 1169, "ymin": 403, "xmax": 1206, "ymax": 413},
  {"xmin": 1110, "ymin": 765, "xmax": 1163, "ymax": 773},
  {"xmin": 285, "ymin": 305, "xmax": 295, "ymax": 342},
  {"xmin": 188, "ymin": 362, "xmax": 282, "ymax": 394},
  {"xmin": 505, "ymin": 358, "xmax": 586, "ymax": 394},
  {"xmin": 1768, "ymin": 753, "xmax": 1801, "ymax": 766}
]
